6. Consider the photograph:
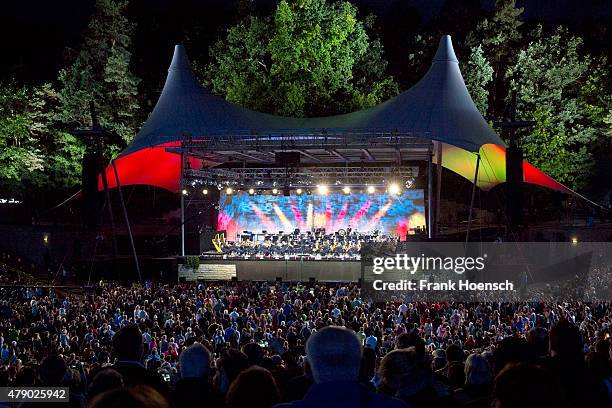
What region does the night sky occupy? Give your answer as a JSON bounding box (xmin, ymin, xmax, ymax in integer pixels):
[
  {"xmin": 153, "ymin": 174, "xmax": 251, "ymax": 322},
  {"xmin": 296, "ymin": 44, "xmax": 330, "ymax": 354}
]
[{"xmin": 3, "ymin": 0, "xmax": 610, "ymax": 84}]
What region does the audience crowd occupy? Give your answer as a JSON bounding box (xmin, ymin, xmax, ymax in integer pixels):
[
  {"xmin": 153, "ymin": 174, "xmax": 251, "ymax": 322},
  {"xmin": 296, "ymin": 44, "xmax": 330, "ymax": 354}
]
[{"xmin": 0, "ymin": 276, "xmax": 610, "ymax": 407}]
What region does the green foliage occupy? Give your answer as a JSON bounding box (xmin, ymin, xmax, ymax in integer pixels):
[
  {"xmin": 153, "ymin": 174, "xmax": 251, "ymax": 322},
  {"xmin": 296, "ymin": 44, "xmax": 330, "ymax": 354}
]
[
  {"xmin": 579, "ymin": 58, "xmax": 612, "ymax": 140},
  {"xmin": 0, "ymin": 82, "xmax": 45, "ymax": 190},
  {"xmin": 50, "ymin": 132, "xmax": 86, "ymax": 189},
  {"xmin": 0, "ymin": 0, "xmax": 141, "ymax": 194},
  {"xmin": 184, "ymin": 256, "xmax": 200, "ymax": 270},
  {"xmin": 31, "ymin": 84, "xmax": 86, "ymax": 189},
  {"xmin": 466, "ymin": 0, "xmax": 524, "ymax": 117},
  {"xmin": 0, "ymin": 82, "xmax": 86, "ymax": 193},
  {"xmin": 57, "ymin": 0, "xmax": 141, "ymax": 143},
  {"xmin": 463, "ymin": 45, "xmax": 494, "ymax": 115},
  {"xmin": 507, "ymin": 26, "xmax": 611, "ymax": 190},
  {"xmin": 467, "ymin": 0, "xmax": 523, "ymax": 64},
  {"xmin": 205, "ymin": 0, "xmax": 398, "ymax": 117}
]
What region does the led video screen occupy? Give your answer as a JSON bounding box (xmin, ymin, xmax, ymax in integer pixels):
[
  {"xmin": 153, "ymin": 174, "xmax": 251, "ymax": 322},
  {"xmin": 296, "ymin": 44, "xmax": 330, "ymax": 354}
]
[{"xmin": 218, "ymin": 191, "xmax": 425, "ymax": 240}]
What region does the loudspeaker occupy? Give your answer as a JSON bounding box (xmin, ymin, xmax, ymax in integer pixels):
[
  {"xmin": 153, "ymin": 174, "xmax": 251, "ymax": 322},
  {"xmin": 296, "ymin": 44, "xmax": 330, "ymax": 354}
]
[
  {"xmin": 185, "ymin": 233, "xmax": 200, "ymax": 255},
  {"xmin": 81, "ymin": 151, "xmax": 101, "ymax": 230},
  {"xmin": 275, "ymin": 152, "xmax": 301, "ymax": 166},
  {"xmin": 506, "ymin": 145, "xmax": 524, "ymax": 228}
]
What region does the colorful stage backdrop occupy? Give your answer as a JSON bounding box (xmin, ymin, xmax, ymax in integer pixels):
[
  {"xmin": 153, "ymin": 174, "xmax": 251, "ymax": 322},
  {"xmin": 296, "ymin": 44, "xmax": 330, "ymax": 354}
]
[{"xmin": 218, "ymin": 191, "xmax": 426, "ymax": 240}]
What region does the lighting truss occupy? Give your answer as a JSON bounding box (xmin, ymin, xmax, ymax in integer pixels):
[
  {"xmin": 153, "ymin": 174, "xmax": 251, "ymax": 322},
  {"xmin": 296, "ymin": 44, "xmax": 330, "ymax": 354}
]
[
  {"xmin": 172, "ymin": 132, "xmax": 434, "ymax": 164},
  {"xmin": 185, "ymin": 165, "xmax": 419, "ymax": 188}
]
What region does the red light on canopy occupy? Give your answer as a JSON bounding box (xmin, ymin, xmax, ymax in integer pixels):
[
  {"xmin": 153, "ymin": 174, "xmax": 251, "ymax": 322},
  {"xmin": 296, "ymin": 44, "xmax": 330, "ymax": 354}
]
[{"xmin": 99, "ymin": 142, "xmax": 204, "ymax": 193}]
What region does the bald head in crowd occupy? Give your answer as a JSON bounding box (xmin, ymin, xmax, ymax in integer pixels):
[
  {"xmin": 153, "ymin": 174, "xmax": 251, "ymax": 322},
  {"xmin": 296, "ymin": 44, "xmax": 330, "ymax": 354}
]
[
  {"xmin": 306, "ymin": 326, "xmax": 362, "ymax": 384},
  {"xmin": 179, "ymin": 343, "xmax": 211, "ymax": 379}
]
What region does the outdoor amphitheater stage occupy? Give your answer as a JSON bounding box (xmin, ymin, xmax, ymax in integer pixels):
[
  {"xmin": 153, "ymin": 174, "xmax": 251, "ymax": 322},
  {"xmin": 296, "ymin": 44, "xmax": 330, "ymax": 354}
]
[{"xmin": 178, "ymin": 256, "xmax": 363, "ymax": 282}]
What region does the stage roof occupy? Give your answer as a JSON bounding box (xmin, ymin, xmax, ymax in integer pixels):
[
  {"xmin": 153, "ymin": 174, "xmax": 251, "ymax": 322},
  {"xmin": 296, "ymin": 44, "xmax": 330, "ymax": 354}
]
[
  {"xmin": 123, "ymin": 35, "xmax": 504, "ymax": 156},
  {"xmin": 103, "ymin": 36, "xmax": 572, "ymax": 196}
]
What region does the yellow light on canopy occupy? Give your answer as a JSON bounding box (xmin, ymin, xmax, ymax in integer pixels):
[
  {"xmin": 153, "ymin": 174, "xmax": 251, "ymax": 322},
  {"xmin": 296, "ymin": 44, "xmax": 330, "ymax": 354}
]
[{"xmin": 439, "ymin": 143, "xmax": 571, "ymax": 193}]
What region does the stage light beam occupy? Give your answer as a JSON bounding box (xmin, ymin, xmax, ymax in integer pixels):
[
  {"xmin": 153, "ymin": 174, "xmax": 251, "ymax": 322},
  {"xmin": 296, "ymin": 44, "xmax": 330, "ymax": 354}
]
[
  {"xmin": 202, "ymin": 189, "xmax": 208, "ymax": 195},
  {"xmin": 272, "ymin": 188, "xmax": 279, "ymax": 195},
  {"xmin": 226, "ymin": 187, "xmax": 233, "ymax": 195},
  {"xmin": 388, "ymin": 183, "xmax": 401, "ymax": 195},
  {"xmin": 182, "ymin": 189, "xmax": 188, "ymax": 196},
  {"xmin": 342, "ymin": 186, "xmax": 351, "ymax": 194},
  {"xmin": 296, "ymin": 188, "xmax": 303, "ymax": 195},
  {"xmin": 317, "ymin": 185, "xmax": 328, "ymax": 195},
  {"xmin": 249, "ymin": 188, "xmax": 255, "ymax": 195},
  {"xmin": 367, "ymin": 186, "xmax": 375, "ymax": 194}
]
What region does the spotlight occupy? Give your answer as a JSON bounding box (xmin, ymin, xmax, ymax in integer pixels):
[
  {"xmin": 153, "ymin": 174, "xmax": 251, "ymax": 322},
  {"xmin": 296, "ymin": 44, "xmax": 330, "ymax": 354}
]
[
  {"xmin": 317, "ymin": 185, "xmax": 328, "ymax": 195},
  {"xmin": 182, "ymin": 189, "xmax": 188, "ymax": 196},
  {"xmin": 388, "ymin": 183, "xmax": 401, "ymax": 195},
  {"xmin": 248, "ymin": 188, "xmax": 255, "ymax": 195},
  {"xmin": 367, "ymin": 186, "xmax": 375, "ymax": 194},
  {"xmin": 226, "ymin": 187, "xmax": 233, "ymax": 195},
  {"xmin": 202, "ymin": 189, "xmax": 208, "ymax": 195},
  {"xmin": 342, "ymin": 186, "xmax": 351, "ymax": 194},
  {"xmin": 571, "ymin": 236, "xmax": 578, "ymax": 245},
  {"xmin": 43, "ymin": 235, "xmax": 49, "ymax": 245},
  {"xmin": 296, "ymin": 188, "xmax": 303, "ymax": 195},
  {"xmin": 272, "ymin": 188, "xmax": 278, "ymax": 195}
]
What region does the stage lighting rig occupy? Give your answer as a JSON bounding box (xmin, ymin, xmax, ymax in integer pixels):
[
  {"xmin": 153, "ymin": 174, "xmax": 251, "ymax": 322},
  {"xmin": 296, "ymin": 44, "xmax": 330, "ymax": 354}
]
[
  {"xmin": 367, "ymin": 185, "xmax": 375, "ymax": 194},
  {"xmin": 226, "ymin": 187, "xmax": 233, "ymax": 195},
  {"xmin": 342, "ymin": 186, "xmax": 351, "ymax": 194},
  {"xmin": 317, "ymin": 185, "xmax": 329, "ymax": 195}
]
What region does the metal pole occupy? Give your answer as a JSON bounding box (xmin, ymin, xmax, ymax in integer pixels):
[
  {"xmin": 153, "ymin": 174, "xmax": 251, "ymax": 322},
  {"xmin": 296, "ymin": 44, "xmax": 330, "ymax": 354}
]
[
  {"xmin": 99, "ymin": 161, "xmax": 119, "ymax": 258},
  {"xmin": 111, "ymin": 160, "xmax": 141, "ymax": 283},
  {"xmin": 435, "ymin": 142, "xmax": 443, "ymax": 237},
  {"xmin": 180, "ymin": 149, "xmax": 186, "ymax": 256},
  {"xmin": 427, "ymin": 150, "xmax": 433, "ymax": 239},
  {"xmin": 465, "ymin": 154, "xmax": 481, "ymax": 245}
]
